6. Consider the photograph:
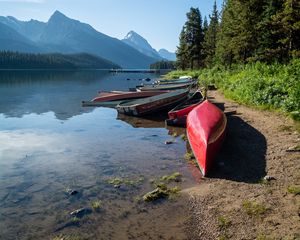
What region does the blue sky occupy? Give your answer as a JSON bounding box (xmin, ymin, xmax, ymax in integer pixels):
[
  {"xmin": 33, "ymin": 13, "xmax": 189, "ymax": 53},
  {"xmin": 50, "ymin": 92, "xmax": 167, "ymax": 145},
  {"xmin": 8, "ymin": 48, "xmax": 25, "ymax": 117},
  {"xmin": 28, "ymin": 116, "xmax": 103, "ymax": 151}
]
[{"xmin": 0, "ymin": 0, "xmax": 222, "ymax": 52}]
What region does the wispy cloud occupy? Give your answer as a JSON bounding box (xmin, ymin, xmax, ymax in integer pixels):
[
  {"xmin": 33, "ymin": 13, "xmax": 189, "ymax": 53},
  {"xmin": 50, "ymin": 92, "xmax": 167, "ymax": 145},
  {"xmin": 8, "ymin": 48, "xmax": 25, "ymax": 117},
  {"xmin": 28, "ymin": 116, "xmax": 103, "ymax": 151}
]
[{"xmin": 0, "ymin": 0, "xmax": 44, "ymax": 3}]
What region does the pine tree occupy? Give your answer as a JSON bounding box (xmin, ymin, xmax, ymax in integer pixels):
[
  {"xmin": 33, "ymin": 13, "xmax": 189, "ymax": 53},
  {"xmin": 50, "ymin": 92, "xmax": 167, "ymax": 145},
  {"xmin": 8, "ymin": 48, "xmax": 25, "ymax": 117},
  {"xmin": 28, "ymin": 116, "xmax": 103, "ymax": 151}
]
[
  {"xmin": 204, "ymin": 0, "xmax": 219, "ymax": 67},
  {"xmin": 203, "ymin": 16, "xmax": 209, "ymax": 34},
  {"xmin": 216, "ymin": 0, "xmax": 264, "ymax": 66},
  {"xmin": 256, "ymin": 0, "xmax": 284, "ymax": 62},
  {"xmin": 273, "ymin": 0, "xmax": 300, "ymax": 60},
  {"xmin": 185, "ymin": 7, "xmax": 204, "ymax": 69},
  {"xmin": 176, "ymin": 27, "xmax": 189, "ymax": 70}
]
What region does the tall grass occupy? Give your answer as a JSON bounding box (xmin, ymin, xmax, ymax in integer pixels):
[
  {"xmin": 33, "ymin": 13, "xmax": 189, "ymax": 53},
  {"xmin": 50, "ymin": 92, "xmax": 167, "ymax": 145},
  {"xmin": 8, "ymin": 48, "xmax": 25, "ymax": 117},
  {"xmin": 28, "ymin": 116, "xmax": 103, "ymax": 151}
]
[{"xmin": 165, "ymin": 59, "xmax": 300, "ymax": 118}]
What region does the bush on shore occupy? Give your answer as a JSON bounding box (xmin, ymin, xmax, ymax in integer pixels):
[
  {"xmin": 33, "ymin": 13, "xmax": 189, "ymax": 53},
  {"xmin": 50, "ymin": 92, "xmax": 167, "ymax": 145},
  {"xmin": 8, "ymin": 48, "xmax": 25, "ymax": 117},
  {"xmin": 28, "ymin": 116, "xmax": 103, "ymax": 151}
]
[{"xmin": 165, "ymin": 59, "xmax": 300, "ymax": 117}]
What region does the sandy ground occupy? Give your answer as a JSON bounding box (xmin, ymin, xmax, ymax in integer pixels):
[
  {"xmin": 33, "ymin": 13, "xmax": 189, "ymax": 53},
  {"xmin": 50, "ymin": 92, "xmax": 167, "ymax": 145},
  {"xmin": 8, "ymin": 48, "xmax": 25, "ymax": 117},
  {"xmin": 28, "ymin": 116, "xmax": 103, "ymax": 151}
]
[{"xmin": 184, "ymin": 90, "xmax": 300, "ymax": 240}]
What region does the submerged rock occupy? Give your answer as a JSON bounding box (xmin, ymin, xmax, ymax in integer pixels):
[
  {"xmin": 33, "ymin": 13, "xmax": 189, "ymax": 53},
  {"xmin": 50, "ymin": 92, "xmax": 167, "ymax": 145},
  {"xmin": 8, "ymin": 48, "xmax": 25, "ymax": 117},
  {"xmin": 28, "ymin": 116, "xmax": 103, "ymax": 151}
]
[
  {"xmin": 66, "ymin": 188, "xmax": 79, "ymax": 196},
  {"xmin": 70, "ymin": 207, "xmax": 92, "ymax": 218}
]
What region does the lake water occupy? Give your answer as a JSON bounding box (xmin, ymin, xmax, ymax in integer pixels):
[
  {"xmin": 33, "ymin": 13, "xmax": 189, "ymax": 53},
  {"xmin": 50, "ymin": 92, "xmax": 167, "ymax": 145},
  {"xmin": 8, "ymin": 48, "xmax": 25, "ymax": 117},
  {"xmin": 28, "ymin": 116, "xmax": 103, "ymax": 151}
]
[{"xmin": 0, "ymin": 70, "xmax": 201, "ymax": 240}]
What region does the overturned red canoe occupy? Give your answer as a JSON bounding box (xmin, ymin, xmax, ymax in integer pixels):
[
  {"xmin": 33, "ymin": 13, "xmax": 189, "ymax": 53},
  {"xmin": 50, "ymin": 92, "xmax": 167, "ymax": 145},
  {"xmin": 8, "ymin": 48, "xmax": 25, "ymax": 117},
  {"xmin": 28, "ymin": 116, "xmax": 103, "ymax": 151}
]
[{"xmin": 186, "ymin": 100, "xmax": 227, "ymax": 176}]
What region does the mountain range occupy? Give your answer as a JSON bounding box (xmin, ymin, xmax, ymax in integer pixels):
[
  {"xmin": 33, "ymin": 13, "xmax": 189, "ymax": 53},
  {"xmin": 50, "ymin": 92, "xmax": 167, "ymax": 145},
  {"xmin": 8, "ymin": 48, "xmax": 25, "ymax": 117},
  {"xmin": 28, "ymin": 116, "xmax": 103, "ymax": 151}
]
[
  {"xmin": 0, "ymin": 11, "xmax": 176, "ymax": 68},
  {"xmin": 122, "ymin": 30, "xmax": 176, "ymax": 61}
]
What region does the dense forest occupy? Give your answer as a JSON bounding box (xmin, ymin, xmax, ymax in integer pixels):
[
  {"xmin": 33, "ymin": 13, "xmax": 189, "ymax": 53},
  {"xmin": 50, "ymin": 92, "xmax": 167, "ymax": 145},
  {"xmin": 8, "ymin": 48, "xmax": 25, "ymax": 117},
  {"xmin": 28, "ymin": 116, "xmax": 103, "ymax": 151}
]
[
  {"xmin": 150, "ymin": 60, "xmax": 176, "ymax": 70},
  {"xmin": 173, "ymin": 0, "xmax": 300, "ymax": 117},
  {"xmin": 177, "ymin": 0, "xmax": 300, "ymax": 68},
  {"xmin": 0, "ymin": 51, "xmax": 120, "ymax": 69}
]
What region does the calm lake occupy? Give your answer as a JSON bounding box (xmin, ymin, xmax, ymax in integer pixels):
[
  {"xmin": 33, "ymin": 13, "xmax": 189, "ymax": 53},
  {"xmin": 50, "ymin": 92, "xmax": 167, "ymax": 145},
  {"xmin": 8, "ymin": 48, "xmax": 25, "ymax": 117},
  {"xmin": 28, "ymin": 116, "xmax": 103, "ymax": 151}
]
[{"xmin": 0, "ymin": 70, "xmax": 200, "ymax": 240}]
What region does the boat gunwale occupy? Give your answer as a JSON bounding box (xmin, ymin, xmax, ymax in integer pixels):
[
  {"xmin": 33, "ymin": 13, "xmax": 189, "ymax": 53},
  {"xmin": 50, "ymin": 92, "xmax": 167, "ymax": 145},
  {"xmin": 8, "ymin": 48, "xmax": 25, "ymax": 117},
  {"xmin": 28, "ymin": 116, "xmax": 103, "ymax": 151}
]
[
  {"xmin": 116, "ymin": 89, "xmax": 189, "ymax": 108},
  {"xmin": 168, "ymin": 91, "xmax": 204, "ymax": 113}
]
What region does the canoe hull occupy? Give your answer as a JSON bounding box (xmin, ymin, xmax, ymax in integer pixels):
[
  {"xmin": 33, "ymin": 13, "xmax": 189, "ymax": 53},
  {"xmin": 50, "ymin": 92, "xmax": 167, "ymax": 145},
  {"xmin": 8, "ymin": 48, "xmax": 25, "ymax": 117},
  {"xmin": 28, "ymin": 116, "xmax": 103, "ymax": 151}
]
[
  {"xmin": 117, "ymin": 89, "xmax": 189, "ymax": 116},
  {"xmin": 186, "ymin": 100, "xmax": 227, "ymax": 176},
  {"xmin": 137, "ymin": 82, "xmax": 196, "ymax": 91},
  {"xmin": 166, "ymin": 91, "xmax": 204, "ymax": 126},
  {"xmin": 92, "ymin": 90, "xmax": 168, "ymax": 102}
]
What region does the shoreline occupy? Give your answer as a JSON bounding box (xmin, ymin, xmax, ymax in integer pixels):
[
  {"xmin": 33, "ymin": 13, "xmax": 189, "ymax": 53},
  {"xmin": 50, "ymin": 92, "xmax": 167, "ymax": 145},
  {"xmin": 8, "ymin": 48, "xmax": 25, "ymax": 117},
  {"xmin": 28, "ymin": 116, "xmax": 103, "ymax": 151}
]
[{"xmin": 184, "ymin": 90, "xmax": 300, "ymax": 239}]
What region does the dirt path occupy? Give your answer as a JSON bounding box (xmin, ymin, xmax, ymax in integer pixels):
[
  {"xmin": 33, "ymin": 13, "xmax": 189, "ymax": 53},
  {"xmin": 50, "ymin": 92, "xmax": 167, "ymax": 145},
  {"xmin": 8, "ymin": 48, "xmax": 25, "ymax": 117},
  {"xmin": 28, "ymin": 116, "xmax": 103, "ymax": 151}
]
[{"xmin": 184, "ymin": 90, "xmax": 300, "ymax": 240}]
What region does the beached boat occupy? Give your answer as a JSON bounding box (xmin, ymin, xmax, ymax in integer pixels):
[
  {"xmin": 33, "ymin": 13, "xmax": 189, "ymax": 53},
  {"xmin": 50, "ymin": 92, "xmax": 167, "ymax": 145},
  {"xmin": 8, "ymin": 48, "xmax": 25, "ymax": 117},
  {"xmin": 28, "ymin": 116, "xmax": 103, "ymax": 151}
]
[
  {"xmin": 82, "ymin": 90, "xmax": 168, "ymax": 107},
  {"xmin": 137, "ymin": 82, "xmax": 195, "ymax": 91},
  {"xmin": 116, "ymin": 89, "xmax": 189, "ymax": 116},
  {"xmin": 155, "ymin": 77, "xmax": 196, "ymax": 85},
  {"xmin": 186, "ymin": 100, "xmax": 227, "ymax": 176},
  {"xmin": 166, "ymin": 90, "xmax": 204, "ymax": 127}
]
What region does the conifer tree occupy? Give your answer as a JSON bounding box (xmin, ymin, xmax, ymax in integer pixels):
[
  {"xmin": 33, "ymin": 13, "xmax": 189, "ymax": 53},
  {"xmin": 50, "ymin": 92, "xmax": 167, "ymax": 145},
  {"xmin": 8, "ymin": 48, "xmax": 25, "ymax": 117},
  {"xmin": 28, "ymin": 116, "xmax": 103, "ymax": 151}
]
[
  {"xmin": 204, "ymin": 0, "xmax": 219, "ymax": 67},
  {"xmin": 185, "ymin": 7, "xmax": 204, "ymax": 69},
  {"xmin": 176, "ymin": 27, "xmax": 189, "ymax": 70},
  {"xmin": 256, "ymin": 0, "xmax": 284, "ymax": 62},
  {"xmin": 273, "ymin": 0, "xmax": 300, "ymax": 59}
]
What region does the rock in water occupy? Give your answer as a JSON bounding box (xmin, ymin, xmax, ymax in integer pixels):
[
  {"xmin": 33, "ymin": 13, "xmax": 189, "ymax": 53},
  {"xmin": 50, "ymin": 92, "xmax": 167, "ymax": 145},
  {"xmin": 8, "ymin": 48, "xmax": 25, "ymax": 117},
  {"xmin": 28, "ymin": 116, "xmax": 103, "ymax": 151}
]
[
  {"xmin": 70, "ymin": 208, "xmax": 92, "ymax": 218},
  {"xmin": 263, "ymin": 175, "xmax": 276, "ymax": 181}
]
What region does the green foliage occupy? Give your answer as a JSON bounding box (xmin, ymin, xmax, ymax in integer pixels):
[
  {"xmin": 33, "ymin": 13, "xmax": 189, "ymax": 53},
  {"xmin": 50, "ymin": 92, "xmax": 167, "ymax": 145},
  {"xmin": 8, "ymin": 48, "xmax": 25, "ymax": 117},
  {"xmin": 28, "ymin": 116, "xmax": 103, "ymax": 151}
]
[
  {"xmin": 203, "ymin": 1, "xmax": 219, "ymax": 67},
  {"xmin": 91, "ymin": 200, "xmax": 102, "ymax": 211},
  {"xmin": 196, "ymin": 60, "xmax": 300, "ymax": 114},
  {"xmin": 177, "ymin": 0, "xmax": 300, "ymax": 69},
  {"xmin": 287, "ymin": 185, "xmax": 300, "ymax": 195},
  {"xmin": 242, "ymin": 200, "xmax": 268, "ymax": 217},
  {"xmin": 142, "ymin": 184, "xmax": 180, "ymax": 202},
  {"xmin": 176, "ymin": 27, "xmax": 189, "ymax": 70},
  {"xmin": 150, "ymin": 60, "xmax": 176, "ymax": 70},
  {"xmin": 106, "ymin": 176, "xmax": 144, "ymax": 187},
  {"xmin": 176, "ymin": 7, "xmax": 205, "ymax": 69},
  {"xmin": 160, "ymin": 172, "xmax": 182, "ymax": 182},
  {"xmin": 218, "ymin": 215, "xmax": 231, "ymax": 230},
  {"xmin": 0, "ymin": 51, "xmax": 119, "ymax": 69}
]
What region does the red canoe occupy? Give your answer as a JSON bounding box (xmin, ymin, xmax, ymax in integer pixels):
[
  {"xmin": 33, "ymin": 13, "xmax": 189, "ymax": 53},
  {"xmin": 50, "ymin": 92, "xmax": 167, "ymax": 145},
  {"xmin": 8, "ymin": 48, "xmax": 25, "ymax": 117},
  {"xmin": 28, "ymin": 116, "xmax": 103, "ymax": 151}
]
[
  {"xmin": 186, "ymin": 100, "xmax": 227, "ymax": 176},
  {"xmin": 166, "ymin": 90, "xmax": 204, "ymax": 126}
]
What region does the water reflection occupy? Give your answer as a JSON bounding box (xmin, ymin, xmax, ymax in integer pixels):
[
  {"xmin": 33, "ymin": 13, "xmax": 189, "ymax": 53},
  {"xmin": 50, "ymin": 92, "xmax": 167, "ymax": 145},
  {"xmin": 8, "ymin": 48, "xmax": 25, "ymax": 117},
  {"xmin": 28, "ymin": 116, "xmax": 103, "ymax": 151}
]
[
  {"xmin": 0, "ymin": 71, "xmax": 198, "ymax": 240},
  {"xmin": 0, "ymin": 70, "xmax": 158, "ymax": 120}
]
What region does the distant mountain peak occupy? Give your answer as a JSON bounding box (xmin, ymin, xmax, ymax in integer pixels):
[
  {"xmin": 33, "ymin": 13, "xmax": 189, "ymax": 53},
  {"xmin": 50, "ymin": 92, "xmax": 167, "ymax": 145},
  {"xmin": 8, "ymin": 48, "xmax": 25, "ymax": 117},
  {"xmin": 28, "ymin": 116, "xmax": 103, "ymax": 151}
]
[
  {"xmin": 122, "ymin": 30, "xmax": 162, "ymax": 60},
  {"xmin": 158, "ymin": 49, "xmax": 176, "ymax": 61},
  {"xmin": 52, "ymin": 10, "xmax": 65, "ymax": 17},
  {"xmin": 49, "ymin": 10, "xmax": 69, "ymax": 22},
  {"xmin": 124, "ymin": 30, "xmax": 139, "ymax": 39},
  {"xmin": 7, "ymin": 16, "xmax": 18, "ymax": 21}
]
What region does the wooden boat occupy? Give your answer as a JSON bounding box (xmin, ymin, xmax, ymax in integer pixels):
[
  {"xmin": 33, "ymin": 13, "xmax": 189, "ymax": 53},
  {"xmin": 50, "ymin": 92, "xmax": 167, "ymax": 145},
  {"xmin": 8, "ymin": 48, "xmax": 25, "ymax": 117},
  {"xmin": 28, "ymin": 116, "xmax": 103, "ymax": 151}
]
[
  {"xmin": 137, "ymin": 82, "xmax": 196, "ymax": 91},
  {"xmin": 166, "ymin": 90, "xmax": 204, "ymax": 126},
  {"xmin": 186, "ymin": 100, "xmax": 227, "ymax": 176},
  {"xmin": 116, "ymin": 89, "xmax": 189, "ymax": 116},
  {"xmin": 93, "ymin": 90, "xmax": 168, "ymax": 102},
  {"xmin": 82, "ymin": 90, "xmax": 168, "ymax": 108},
  {"xmin": 155, "ymin": 77, "xmax": 196, "ymax": 85}
]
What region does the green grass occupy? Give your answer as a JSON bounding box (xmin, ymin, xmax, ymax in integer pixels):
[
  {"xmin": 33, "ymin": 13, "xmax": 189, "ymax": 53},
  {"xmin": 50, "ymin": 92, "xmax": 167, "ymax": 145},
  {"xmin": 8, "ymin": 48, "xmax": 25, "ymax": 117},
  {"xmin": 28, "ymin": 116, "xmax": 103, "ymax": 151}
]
[
  {"xmin": 287, "ymin": 186, "xmax": 300, "ymax": 195},
  {"xmin": 180, "ymin": 134, "xmax": 187, "ymax": 141},
  {"xmin": 106, "ymin": 176, "xmax": 144, "ymax": 187},
  {"xmin": 218, "ymin": 216, "xmax": 231, "ymax": 230},
  {"xmin": 242, "ymin": 200, "xmax": 268, "ymax": 217},
  {"xmin": 165, "ymin": 59, "xmax": 300, "ymax": 118},
  {"xmin": 91, "ymin": 200, "xmax": 102, "ymax": 211}
]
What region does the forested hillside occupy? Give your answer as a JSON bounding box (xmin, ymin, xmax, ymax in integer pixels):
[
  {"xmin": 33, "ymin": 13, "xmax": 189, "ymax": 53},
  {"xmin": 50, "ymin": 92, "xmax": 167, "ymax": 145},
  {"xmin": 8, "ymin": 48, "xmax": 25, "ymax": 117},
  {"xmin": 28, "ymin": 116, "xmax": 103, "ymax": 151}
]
[
  {"xmin": 177, "ymin": 0, "xmax": 300, "ymax": 68},
  {"xmin": 0, "ymin": 51, "xmax": 120, "ymax": 69},
  {"xmin": 172, "ymin": 0, "xmax": 299, "ymax": 117}
]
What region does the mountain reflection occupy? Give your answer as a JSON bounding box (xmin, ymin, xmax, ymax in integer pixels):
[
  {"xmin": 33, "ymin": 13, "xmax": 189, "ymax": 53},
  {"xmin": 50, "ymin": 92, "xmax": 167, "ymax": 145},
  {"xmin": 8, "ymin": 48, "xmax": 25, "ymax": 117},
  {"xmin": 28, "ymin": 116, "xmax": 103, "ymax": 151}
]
[{"xmin": 0, "ymin": 70, "xmax": 158, "ymax": 120}]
